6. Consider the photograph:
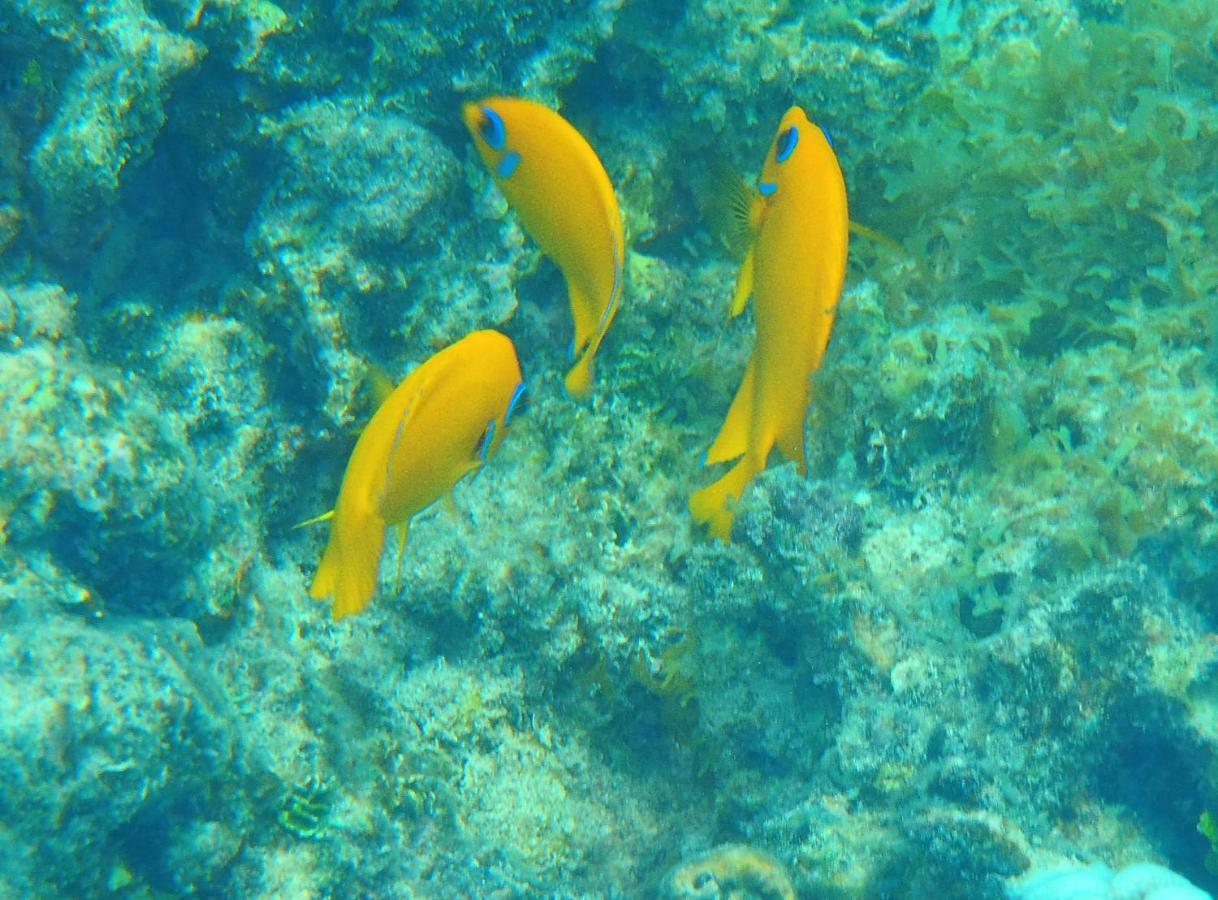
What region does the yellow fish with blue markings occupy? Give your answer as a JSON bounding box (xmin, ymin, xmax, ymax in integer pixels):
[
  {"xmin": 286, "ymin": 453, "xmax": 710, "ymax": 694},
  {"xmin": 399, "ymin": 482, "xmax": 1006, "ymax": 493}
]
[
  {"xmin": 690, "ymin": 106, "xmax": 849, "ymax": 542},
  {"xmin": 462, "ymin": 97, "xmax": 624, "ymax": 398},
  {"xmin": 309, "ymin": 330, "xmax": 525, "ymax": 619}
]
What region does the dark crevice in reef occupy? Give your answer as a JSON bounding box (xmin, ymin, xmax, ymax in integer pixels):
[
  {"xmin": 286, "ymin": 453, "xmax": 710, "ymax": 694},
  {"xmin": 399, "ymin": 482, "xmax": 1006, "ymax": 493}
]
[{"xmin": 1094, "ymin": 702, "xmax": 1216, "ymax": 893}]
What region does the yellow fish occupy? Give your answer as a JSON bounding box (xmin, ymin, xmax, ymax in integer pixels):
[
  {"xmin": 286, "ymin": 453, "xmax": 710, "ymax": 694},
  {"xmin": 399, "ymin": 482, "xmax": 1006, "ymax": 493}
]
[
  {"xmin": 690, "ymin": 106, "xmax": 849, "ymax": 541},
  {"xmin": 462, "ymin": 97, "xmax": 624, "ymax": 398},
  {"xmin": 309, "ymin": 330, "xmax": 526, "ymax": 619}
]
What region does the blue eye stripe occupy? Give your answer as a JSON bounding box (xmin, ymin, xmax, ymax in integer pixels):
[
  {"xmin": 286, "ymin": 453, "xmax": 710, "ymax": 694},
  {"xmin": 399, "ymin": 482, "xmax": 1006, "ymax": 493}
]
[
  {"xmin": 775, "ymin": 125, "xmax": 799, "ymax": 162},
  {"xmin": 479, "ymin": 105, "xmax": 506, "ymax": 150},
  {"xmin": 505, "ymin": 381, "xmax": 526, "ymax": 423},
  {"xmin": 496, "ymin": 149, "xmax": 521, "ymax": 178}
]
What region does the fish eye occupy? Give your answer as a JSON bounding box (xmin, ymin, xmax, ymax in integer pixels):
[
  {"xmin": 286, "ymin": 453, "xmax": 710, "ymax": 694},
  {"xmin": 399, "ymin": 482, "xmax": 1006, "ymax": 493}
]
[
  {"xmin": 775, "ymin": 125, "xmax": 799, "ymax": 163},
  {"xmin": 474, "ymin": 419, "xmax": 496, "ymax": 462},
  {"xmin": 479, "ymin": 105, "xmax": 506, "ymax": 150},
  {"xmin": 505, "ymin": 381, "xmax": 527, "ymax": 424}
]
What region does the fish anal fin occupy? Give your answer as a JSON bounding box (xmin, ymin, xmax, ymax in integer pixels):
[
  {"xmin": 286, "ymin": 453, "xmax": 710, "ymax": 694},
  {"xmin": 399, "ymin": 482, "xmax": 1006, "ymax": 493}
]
[{"xmin": 705, "ymin": 355, "xmax": 755, "ymax": 465}]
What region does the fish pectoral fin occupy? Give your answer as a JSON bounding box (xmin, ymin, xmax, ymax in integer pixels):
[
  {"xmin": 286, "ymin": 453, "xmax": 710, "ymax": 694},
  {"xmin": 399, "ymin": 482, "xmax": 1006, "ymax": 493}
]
[
  {"xmin": 728, "ymin": 246, "xmax": 755, "ymax": 319},
  {"xmin": 705, "ymin": 355, "xmax": 755, "ymax": 465},
  {"xmin": 293, "ymin": 509, "xmax": 335, "ymax": 529},
  {"xmin": 702, "ymin": 158, "xmax": 759, "ymax": 259}
]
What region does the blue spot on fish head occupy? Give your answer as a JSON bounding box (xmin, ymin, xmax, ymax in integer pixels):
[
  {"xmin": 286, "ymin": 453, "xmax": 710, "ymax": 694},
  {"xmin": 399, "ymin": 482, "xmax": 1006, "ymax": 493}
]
[
  {"xmin": 496, "ymin": 149, "xmax": 521, "ymax": 179},
  {"xmin": 758, "ymin": 181, "xmax": 778, "ymax": 197}
]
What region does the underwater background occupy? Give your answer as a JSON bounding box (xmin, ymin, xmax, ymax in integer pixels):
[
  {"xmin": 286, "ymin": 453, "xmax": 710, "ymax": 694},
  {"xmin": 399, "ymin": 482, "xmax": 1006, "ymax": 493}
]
[{"xmin": 2, "ymin": 0, "xmax": 1217, "ymax": 896}]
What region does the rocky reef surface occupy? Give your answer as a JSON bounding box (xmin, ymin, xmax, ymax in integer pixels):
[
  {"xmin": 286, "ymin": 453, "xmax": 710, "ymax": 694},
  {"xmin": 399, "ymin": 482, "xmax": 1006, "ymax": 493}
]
[{"xmin": 1, "ymin": 0, "xmax": 1216, "ymax": 896}]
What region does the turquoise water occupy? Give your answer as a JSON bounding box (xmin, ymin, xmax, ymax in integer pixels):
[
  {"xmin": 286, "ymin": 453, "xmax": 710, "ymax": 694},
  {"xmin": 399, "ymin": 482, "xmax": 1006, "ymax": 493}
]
[{"xmin": 1, "ymin": 0, "xmax": 1216, "ymax": 896}]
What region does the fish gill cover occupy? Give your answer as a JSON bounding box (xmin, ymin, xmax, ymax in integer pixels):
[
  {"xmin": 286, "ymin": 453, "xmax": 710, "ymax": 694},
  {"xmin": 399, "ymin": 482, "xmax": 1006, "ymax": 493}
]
[{"xmin": 1, "ymin": 0, "xmax": 1216, "ymax": 896}]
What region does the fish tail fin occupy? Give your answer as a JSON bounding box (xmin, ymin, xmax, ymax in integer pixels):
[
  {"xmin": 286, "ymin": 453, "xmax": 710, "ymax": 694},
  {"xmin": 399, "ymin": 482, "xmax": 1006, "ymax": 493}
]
[
  {"xmin": 689, "ymin": 452, "xmax": 763, "ymax": 542},
  {"xmin": 705, "ymin": 354, "xmax": 755, "ymax": 465},
  {"xmin": 564, "ymin": 349, "xmax": 595, "ymax": 398},
  {"xmin": 308, "ymin": 509, "xmax": 388, "ymax": 620}
]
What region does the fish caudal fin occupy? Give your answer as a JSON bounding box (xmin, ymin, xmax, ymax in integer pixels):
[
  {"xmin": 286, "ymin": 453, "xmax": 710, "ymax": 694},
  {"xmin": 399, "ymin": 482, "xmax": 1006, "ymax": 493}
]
[
  {"xmin": 308, "ymin": 508, "xmax": 389, "ymax": 620},
  {"xmin": 705, "ymin": 355, "xmax": 755, "ymax": 465},
  {"xmin": 689, "ymin": 452, "xmax": 763, "ymax": 542}
]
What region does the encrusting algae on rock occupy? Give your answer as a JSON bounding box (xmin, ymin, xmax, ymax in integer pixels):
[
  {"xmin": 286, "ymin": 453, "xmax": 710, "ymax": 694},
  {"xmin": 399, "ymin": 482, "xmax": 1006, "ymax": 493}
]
[{"xmin": 661, "ymin": 843, "xmax": 797, "ymax": 900}]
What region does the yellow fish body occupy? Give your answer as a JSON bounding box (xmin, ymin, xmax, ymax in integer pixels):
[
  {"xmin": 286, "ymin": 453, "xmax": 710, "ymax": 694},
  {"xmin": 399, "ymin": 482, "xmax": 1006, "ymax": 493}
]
[
  {"xmin": 690, "ymin": 106, "xmax": 849, "ymax": 541},
  {"xmin": 309, "ymin": 330, "xmax": 525, "ymax": 619},
  {"xmin": 462, "ymin": 97, "xmax": 624, "ymax": 397}
]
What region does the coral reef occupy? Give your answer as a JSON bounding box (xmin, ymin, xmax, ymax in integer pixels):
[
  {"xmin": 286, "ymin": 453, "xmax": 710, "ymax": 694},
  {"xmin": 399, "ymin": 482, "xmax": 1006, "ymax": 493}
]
[{"xmin": 1, "ymin": 0, "xmax": 1216, "ymax": 895}]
